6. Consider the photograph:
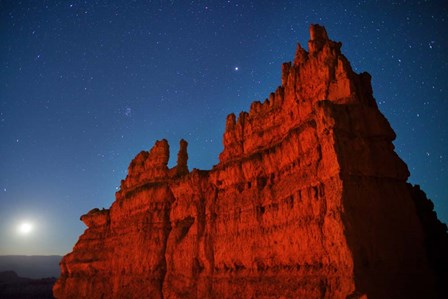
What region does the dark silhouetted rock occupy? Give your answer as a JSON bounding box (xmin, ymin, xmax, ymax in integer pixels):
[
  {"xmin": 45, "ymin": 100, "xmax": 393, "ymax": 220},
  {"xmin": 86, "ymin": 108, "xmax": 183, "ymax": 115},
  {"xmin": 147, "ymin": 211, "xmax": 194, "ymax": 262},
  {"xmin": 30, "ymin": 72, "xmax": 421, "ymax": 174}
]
[
  {"xmin": 0, "ymin": 256, "xmax": 61, "ymax": 279},
  {"xmin": 0, "ymin": 271, "xmax": 56, "ymax": 299}
]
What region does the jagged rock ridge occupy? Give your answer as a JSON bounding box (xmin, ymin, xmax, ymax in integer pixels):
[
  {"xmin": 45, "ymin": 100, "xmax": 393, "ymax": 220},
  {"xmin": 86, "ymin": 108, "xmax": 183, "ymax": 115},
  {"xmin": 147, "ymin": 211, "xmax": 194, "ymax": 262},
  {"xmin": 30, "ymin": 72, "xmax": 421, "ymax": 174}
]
[{"xmin": 53, "ymin": 25, "xmax": 448, "ymax": 299}]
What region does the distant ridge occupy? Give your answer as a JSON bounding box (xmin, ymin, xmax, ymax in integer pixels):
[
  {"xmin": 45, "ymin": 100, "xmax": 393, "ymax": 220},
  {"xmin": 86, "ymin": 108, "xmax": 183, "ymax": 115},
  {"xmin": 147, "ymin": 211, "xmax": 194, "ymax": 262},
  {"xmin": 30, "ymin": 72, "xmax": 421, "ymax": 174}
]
[
  {"xmin": 0, "ymin": 255, "xmax": 61, "ymax": 279},
  {"xmin": 0, "ymin": 270, "xmax": 56, "ymax": 298}
]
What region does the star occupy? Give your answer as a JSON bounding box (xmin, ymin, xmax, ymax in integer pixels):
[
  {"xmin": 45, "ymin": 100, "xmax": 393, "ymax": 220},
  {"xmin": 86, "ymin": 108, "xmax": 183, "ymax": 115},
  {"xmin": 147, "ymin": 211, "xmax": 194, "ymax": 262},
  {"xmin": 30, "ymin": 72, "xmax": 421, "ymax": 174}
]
[{"xmin": 234, "ymin": 66, "xmax": 239, "ymax": 71}]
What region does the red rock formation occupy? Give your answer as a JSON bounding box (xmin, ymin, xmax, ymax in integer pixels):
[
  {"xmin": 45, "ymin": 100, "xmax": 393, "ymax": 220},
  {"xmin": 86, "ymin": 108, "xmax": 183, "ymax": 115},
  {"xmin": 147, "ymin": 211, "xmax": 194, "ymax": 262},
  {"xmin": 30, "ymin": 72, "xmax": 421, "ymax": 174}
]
[{"xmin": 54, "ymin": 25, "xmax": 447, "ymax": 299}]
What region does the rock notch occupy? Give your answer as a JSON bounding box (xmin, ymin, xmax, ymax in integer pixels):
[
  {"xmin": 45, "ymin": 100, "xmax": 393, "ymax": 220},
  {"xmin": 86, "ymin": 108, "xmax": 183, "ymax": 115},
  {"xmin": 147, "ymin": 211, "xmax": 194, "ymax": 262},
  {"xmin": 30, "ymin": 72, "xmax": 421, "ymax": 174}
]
[{"xmin": 53, "ymin": 25, "xmax": 448, "ymax": 299}]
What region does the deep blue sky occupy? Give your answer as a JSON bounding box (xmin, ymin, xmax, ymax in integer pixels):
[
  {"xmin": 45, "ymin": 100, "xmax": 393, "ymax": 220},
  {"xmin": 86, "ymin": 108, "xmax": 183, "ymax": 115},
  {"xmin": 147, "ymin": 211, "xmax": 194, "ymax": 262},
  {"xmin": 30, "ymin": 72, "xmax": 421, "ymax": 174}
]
[{"xmin": 1, "ymin": 0, "xmax": 447, "ymax": 255}]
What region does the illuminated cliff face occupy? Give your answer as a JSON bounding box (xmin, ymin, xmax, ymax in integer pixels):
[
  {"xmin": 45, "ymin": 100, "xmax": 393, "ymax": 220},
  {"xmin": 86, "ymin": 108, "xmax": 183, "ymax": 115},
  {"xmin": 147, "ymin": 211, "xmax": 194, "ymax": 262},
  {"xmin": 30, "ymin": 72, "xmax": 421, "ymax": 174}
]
[{"xmin": 53, "ymin": 25, "xmax": 446, "ymax": 299}]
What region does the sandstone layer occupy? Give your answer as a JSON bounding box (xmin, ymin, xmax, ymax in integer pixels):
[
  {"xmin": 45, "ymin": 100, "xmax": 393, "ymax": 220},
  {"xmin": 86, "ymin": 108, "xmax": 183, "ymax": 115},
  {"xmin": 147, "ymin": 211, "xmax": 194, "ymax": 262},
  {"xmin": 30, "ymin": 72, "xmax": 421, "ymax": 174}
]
[{"xmin": 54, "ymin": 25, "xmax": 448, "ymax": 299}]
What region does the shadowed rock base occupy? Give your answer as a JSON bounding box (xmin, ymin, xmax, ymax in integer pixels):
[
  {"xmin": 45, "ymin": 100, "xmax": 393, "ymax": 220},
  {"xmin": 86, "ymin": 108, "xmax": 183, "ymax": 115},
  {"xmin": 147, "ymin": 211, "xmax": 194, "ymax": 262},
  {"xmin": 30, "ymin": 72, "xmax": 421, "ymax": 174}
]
[{"xmin": 54, "ymin": 25, "xmax": 447, "ymax": 299}]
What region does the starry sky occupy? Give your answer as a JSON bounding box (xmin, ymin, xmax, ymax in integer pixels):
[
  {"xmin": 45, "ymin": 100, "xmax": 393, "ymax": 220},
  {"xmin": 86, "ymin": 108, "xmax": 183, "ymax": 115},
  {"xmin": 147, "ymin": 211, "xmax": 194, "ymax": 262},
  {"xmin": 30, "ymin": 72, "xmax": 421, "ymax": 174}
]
[{"xmin": 0, "ymin": 0, "xmax": 447, "ymax": 255}]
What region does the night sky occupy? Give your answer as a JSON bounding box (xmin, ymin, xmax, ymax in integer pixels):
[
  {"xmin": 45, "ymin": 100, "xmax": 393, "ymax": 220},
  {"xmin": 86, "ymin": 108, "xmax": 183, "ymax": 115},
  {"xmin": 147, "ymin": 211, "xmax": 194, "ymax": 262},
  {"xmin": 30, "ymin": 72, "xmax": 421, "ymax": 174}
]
[{"xmin": 1, "ymin": 0, "xmax": 447, "ymax": 255}]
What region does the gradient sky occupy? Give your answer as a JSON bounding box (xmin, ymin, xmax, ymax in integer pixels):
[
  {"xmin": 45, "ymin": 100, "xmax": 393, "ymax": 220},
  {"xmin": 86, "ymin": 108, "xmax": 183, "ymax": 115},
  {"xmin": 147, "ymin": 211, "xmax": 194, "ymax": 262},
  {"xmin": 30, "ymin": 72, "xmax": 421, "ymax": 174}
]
[{"xmin": 1, "ymin": 0, "xmax": 447, "ymax": 255}]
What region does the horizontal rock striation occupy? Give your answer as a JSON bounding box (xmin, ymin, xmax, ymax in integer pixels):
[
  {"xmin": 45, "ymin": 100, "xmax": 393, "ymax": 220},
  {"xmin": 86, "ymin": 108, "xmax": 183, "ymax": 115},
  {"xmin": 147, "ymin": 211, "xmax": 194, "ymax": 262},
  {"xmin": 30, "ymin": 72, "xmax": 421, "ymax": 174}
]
[{"xmin": 54, "ymin": 25, "xmax": 447, "ymax": 299}]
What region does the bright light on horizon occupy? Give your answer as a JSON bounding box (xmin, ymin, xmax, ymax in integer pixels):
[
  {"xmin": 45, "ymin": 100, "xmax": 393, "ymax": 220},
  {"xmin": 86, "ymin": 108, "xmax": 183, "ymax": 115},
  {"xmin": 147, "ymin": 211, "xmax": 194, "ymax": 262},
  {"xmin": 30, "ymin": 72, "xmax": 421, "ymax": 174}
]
[{"xmin": 17, "ymin": 222, "xmax": 34, "ymax": 235}]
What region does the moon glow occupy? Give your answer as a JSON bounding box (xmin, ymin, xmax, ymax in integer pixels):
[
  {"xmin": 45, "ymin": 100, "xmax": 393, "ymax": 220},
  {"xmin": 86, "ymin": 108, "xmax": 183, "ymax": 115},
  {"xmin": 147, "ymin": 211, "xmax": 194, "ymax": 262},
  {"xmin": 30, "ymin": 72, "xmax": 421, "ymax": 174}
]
[{"xmin": 18, "ymin": 222, "xmax": 33, "ymax": 235}]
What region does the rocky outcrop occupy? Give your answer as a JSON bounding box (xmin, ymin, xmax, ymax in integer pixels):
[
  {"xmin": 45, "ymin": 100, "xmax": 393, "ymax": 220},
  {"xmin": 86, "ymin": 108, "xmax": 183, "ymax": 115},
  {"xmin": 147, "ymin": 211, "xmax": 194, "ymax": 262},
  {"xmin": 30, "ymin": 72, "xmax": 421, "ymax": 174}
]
[{"xmin": 54, "ymin": 25, "xmax": 447, "ymax": 299}]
